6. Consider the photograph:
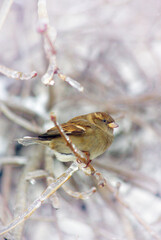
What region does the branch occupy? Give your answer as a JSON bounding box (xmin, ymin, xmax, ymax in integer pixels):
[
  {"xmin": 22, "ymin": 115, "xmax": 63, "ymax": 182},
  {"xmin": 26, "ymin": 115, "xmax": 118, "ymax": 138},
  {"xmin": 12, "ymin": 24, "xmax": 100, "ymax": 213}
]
[
  {"xmin": 37, "ymin": 0, "xmax": 84, "ymax": 92},
  {"xmin": 94, "ymin": 162, "xmax": 161, "ymax": 196},
  {"xmin": 62, "ymin": 185, "xmax": 96, "ymax": 200},
  {"xmin": 0, "ymin": 65, "xmax": 37, "ymax": 80},
  {"xmin": 0, "ymin": 162, "xmax": 78, "ymax": 236},
  {"xmin": 0, "ymin": 157, "xmax": 27, "ymax": 166}
]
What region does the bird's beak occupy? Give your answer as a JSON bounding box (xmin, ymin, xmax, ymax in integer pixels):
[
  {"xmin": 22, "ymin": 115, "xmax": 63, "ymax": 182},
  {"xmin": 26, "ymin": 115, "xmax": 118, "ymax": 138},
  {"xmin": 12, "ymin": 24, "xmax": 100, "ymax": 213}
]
[{"xmin": 108, "ymin": 122, "xmax": 119, "ymax": 128}]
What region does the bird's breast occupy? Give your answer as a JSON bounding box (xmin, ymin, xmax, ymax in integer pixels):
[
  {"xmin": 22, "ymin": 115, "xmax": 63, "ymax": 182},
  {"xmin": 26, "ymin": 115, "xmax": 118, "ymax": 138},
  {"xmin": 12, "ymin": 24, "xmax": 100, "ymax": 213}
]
[{"xmin": 49, "ymin": 129, "xmax": 114, "ymax": 161}]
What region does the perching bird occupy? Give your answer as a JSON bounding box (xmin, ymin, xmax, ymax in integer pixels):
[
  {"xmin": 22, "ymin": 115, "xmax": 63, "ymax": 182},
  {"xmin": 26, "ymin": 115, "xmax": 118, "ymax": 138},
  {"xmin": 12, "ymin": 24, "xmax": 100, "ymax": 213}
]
[{"xmin": 18, "ymin": 112, "xmax": 118, "ymax": 163}]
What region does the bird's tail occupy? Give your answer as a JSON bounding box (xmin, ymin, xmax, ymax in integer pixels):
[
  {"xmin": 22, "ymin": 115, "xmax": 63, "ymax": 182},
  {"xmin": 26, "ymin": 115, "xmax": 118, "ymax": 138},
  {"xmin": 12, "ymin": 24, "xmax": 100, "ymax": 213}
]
[{"xmin": 17, "ymin": 136, "xmax": 46, "ymax": 146}]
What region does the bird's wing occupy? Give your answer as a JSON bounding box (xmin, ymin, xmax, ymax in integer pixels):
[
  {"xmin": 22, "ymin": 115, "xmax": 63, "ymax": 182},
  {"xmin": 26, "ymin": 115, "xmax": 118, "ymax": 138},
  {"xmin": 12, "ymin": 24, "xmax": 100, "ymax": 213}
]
[{"xmin": 38, "ymin": 121, "xmax": 90, "ymax": 140}]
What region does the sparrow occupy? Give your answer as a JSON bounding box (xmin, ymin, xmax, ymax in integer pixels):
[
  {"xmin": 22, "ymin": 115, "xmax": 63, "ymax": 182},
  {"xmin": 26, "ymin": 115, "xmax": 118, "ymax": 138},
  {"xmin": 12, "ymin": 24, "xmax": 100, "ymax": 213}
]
[{"xmin": 18, "ymin": 112, "xmax": 118, "ymax": 163}]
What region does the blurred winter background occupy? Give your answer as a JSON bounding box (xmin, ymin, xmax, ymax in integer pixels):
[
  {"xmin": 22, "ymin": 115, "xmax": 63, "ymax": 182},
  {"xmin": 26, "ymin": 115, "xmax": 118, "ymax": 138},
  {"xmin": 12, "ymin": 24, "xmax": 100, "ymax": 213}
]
[{"xmin": 0, "ymin": 0, "xmax": 161, "ymax": 239}]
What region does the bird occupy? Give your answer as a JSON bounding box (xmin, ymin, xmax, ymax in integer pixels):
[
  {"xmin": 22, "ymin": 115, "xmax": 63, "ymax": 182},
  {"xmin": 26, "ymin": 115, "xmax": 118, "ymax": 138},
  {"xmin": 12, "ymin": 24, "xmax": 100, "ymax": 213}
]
[{"xmin": 18, "ymin": 112, "xmax": 118, "ymax": 164}]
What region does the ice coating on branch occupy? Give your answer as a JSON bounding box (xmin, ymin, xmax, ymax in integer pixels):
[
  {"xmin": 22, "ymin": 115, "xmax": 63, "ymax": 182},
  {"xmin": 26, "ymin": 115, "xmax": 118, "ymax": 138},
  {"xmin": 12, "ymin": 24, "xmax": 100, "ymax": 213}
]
[
  {"xmin": 65, "ymin": 77, "xmax": 84, "ymax": 92},
  {"xmin": 0, "ymin": 65, "xmax": 37, "ymax": 80},
  {"xmin": 58, "ymin": 73, "xmax": 84, "ymax": 92},
  {"xmin": 63, "ymin": 186, "xmax": 96, "ymax": 199},
  {"xmin": 0, "ymin": 162, "xmax": 78, "ymax": 236},
  {"xmin": 41, "ymin": 57, "xmax": 57, "ymax": 85},
  {"xmin": 41, "ymin": 73, "xmax": 55, "ymax": 86}
]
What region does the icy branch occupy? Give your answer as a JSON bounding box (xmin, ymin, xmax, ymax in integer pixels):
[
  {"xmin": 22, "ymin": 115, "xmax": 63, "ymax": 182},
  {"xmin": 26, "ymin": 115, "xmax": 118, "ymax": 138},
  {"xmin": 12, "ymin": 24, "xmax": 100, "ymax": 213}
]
[
  {"xmin": 0, "ymin": 162, "xmax": 78, "ymax": 236},
  {"xmin": 62, "ymin": 185, "xmax": 96, "ymax": 200},
  {"xmin": 0, "ymin": 65, "xmax": 37, "ymax": 80},
  {"xmin": 37, "ymin": 0, "xmax": 84, "ymax": 92}
]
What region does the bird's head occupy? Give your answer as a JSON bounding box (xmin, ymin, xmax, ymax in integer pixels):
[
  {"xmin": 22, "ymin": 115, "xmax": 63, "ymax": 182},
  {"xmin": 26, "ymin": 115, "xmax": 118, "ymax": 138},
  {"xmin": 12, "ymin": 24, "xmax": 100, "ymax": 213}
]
[{"xmin": 90, "ymin": 112, "xmax": 119, "ymax": 133}]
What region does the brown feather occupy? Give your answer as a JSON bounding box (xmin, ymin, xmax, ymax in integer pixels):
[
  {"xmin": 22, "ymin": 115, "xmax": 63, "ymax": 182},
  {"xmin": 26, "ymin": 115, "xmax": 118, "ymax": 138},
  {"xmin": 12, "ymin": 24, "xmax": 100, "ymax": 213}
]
[{"xmin": 38, "ymin": 121, "xmax": 90, "ymax": 140}]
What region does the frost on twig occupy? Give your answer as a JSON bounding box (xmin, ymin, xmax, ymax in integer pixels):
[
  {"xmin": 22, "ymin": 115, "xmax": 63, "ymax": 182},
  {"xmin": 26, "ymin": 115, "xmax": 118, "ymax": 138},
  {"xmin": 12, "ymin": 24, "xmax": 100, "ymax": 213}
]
[
  {"xmin": 0, "ymin": 65, "xmax": 37, "ymax": 80},
  {"xmin": 0, "ymin": 162, "xmax": 78, "ymax": 236},
  {"xmin": 58, "ymin": 73, "xmax": 84, "ymax": 92},
  {"xmin": 41, "ymin": 56, "xmax": 57, "ymax": 86},
  {"xmin": 25, "ymin": 169, "xmax": 61, "ymax": 209},
  {"xmin": 44, "ymin": 148, "xmax": 60, "ymax": 209},
  {"xmin": 62, "ymin": 185, "xmax": 96, "ymax": 200},
  {"xmin": 37, "ymin": 0, "xmax": 84, "ymax": 92},
  {"xmin": 37, "ymin": 0, "xmax": 57, "ymax": 86}
]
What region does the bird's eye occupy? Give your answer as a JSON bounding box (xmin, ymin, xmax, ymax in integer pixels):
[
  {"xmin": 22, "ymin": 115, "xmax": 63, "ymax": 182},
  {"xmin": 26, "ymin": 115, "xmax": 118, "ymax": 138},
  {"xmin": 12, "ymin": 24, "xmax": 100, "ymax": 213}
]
[{"xmin": 102, "ymin": 119, "xmax": 106, "ymax": 123}]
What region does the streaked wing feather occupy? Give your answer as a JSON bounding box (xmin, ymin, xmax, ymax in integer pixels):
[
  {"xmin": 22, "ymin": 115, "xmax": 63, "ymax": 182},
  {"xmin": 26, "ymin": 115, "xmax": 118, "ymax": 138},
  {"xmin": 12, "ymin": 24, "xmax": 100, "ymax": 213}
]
[{"xmin": 38, "ymin": 122, "xmax": 87, "ymax": 140}]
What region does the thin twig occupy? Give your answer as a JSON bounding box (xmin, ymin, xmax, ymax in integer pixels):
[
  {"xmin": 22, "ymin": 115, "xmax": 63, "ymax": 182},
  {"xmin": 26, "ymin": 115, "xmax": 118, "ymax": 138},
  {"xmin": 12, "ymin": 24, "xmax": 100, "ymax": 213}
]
[
  {"xmin": 0, "ymin": 98, "xmax": 45, "ymax": 120},
  {"xmin": 25, "ymin": 170, "xmax": 48, "ymax": 181},
  {"xmin": 62, "ymin": 185, "xmax": 96, "ymax": 200},
  {"xmin": 0, "ymin": 65, "xmax": 37, "ymax": 80},
  {"xmin": 45, "ymin": 148, "xmax": 60, "ymax": 209},
  {"xmin": 37, "ymin": 0, "xmax": 84, "ymax": 92},
  {"xmin": 0, "ymin": 157, "xmax": 27, "ymax": 166},
  {"xmin": 94, "ymin": 162, "xmax": 161, "ymax": 196}
]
